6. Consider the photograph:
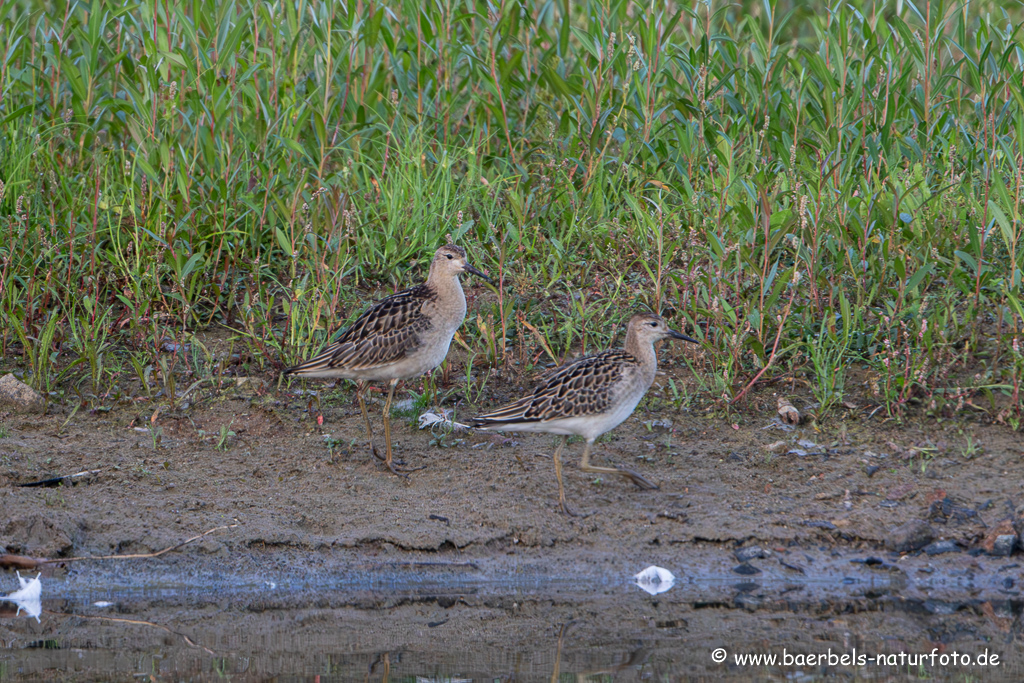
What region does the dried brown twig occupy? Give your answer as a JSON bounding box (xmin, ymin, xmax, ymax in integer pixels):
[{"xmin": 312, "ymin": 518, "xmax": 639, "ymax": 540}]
[{"xmin": 0, "ymin": 521, "xmax": 239, "ymax": 571}]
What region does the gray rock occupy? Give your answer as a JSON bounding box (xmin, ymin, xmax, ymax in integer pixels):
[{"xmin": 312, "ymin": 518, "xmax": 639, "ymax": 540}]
[
  {"xmin": 885, "ymin": 520, "xmax": 936, "ymax": 553},
  {"xmin": 735, "ymin": 546, "xmax": 771, "ymax": 562},
  {"xmin": 0, "ymin": 374, "xmax": 45, "ymax": 413},
  {"xmin": 923, "ymin": 540, "xmax": 961, "ymax": 556},
  {"xmin": 988, "ymin": 534, "xmax": 1017, "ymax": 557},
  {"xmin": 982, "ymin": 520, "xmax": 1018, "ymax": 556}
]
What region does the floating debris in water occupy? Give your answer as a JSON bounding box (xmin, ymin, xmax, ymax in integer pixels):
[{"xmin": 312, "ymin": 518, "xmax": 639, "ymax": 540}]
[
  {"xmin": 634, "ymin": 565, "xmax": 676, "ymax": 595},
  {"xmin": 2, "ymin": 571, "xmax": 42, "ymax": 622}
]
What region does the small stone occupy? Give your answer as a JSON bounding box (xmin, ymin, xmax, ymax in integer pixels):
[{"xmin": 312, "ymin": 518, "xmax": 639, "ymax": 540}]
[
  {"xmin": 885, "ymin": 520, "xmax": 936, "ymax": 553},
  {"xmin": 802, "ymin": 520, "xmax": 837, "ymax": 530},
  {"xmin": 766, "ymin": 440, "xmax": 787, "ymax": 453},
  {"xmin": 732, "ymin": 562, "xmax": 761, "ymax": 575},
  {"xmin": 777, "ymin": 397, "xmax": 800, "ymax": 424},
  {"xmin": 982, "ymin": 520, "xmax": 1018, "ymax": 557},
  {"xmin": 853, "ymin": 556, "xmax": 896, "ymax": 570},
  {"xmin": 923, "ymin": 540, "xmax": 961, "ymax": 556},
  {"xmin": 645, "ymin": 418, "xmax": 673, "ymax": 432},
  {"xmin": 0, "ymin": 374, "xmax": 45, "ymax": 414},
  {"xmin": 735, "ymin": 546, "xmax": 771, "ymax": 562},
  {"xmin": 866, "ymin": 465, "xmax": 880, "ymax": 477}
]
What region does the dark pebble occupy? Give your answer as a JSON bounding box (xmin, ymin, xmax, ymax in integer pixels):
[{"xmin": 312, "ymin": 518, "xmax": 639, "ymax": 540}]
[
  {"xmin": 885, "ymin": 520, "xmax": 936, "ymax": 553},
  {"xmin": 923, "ymin": 540, "xmax": 961, "ymax": 556},
  {"xmin": 733, "ymin": 563, "xmax": 761, "ymax": 575},
  {"xmin": 866, "ymin": 465, "xmax": 880, "ymax": 477},
  {"xmin": 852, "ymin": 556, "xmax": 895, "ymax": 570}
]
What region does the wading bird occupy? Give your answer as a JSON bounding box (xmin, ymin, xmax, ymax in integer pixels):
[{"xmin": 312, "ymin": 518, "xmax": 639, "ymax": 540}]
[
  {"xmin": 285, "ymin": 245, "xmax": 491, "ymax": 475},
  {"xmin": 473, "ymin": 313, "xmax": 698, "ymax": 514}
]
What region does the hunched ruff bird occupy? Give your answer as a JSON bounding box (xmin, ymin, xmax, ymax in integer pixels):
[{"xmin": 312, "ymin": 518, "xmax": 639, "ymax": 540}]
[
  {"xmin": 285, "ymin": 245, "xmax": 490, "ymax": 475},
  {"xmin": 472, "ymin": 313, "xmax": 698, "ymax": 515}
]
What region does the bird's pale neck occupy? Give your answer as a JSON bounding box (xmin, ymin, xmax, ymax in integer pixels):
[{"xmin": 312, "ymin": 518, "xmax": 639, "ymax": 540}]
[
  {"xmin": 426, "ymin": 265, "xmax": 463, "ymax": 296},
  {"xmin": 623, "ymin": 327, "xmax": 659, "ymax": 374}
]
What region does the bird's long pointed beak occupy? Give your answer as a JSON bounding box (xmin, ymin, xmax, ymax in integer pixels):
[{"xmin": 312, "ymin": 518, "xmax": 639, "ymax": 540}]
[
  {"xmin": 668, "ymin": 329, "xmax": 700, "ymax": 343},
  {"xmin": 463, "ymin": 263, "xmax": 494, "ymax": 284}
]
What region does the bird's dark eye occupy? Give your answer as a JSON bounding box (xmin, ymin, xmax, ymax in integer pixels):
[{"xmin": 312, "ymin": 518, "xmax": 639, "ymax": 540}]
[
  {"xmin": 649, "ymin": 321, "xmax": 658, "ymax": 327},
  {"xmin": 446, "ymin": 254, "xmax": 453, "ymax": 260}
]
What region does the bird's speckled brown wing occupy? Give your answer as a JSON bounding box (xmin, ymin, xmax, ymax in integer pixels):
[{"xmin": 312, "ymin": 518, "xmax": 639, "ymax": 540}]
[
  {"xmin": 286, "ymin": 284, "xmax": 436, "ymax": 374},
  {"xmin": 473, "ymin": 350, "xmax": 636, "ymax": 424}
]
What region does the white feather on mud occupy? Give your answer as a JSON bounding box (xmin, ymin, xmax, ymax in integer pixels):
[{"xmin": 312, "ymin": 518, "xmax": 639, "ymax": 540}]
[
  {"xmin": 2, "ymin": 572, "xmax": 42, "ymax": 621},
  {"xmin": 418, "ymin": 409, "xmax": 470, "ymax": 431}
]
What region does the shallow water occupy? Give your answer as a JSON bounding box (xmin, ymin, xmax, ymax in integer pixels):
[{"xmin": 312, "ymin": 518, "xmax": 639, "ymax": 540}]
[{"xmin": 2, "ymin": 553, "xmax": 1022, "ymax": 682}]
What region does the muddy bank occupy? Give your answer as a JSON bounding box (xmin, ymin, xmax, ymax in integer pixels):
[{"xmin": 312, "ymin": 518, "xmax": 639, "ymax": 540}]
[
  {"xmin": 0, "ymin": 368, "xmax": 1021, "ymax": 561},
  {"xmin": 1, "ymin": 366, "xmax": 1023, "ymax": 679}
]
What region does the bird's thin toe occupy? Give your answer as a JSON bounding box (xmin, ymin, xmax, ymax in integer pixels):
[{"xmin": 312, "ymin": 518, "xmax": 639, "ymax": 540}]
[{"xmin": 614, "ymin": 465, "xmax": 659, "ymax": 490}]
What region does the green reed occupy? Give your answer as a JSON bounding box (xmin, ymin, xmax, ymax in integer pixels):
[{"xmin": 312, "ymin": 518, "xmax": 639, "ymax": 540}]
[{"xmin": 0, "ymin": 0, "xmax": 1021, "ymax": 422}]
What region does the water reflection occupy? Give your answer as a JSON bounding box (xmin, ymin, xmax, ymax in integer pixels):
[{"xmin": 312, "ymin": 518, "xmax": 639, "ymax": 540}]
[{"xmin": 0, "ymin": 566, "xmax": 1021, "ymax": 681}]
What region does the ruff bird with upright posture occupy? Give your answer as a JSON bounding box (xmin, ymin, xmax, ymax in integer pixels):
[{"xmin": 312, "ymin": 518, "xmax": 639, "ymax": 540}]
[
  {"xmin": 472, "ymin": 313, "xmax": 698, "ymax": 515},
  {"xmin": 285, "ymin": 245, "xmax": 490, "ymax": 475}
]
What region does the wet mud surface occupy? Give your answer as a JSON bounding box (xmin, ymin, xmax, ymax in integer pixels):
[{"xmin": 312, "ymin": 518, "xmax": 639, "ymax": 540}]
[{"xmin": 1, "ymin": 360, "xmax": 1023, "ymax": 680}]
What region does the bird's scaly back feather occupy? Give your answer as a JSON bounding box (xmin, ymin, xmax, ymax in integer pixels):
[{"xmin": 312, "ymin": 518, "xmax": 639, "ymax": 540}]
[
  {"xmin": 285, "ymin": 284, "xmax": 436, "ymax": 374},
  {"xmin": 473, "ymin": 350, "xmax": 636, "ymax": 424}
]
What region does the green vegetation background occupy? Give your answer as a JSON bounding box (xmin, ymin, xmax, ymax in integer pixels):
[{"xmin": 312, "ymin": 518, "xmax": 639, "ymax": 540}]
[{"xmin": 0, "ymin": 0, "xmax": 1021, "ymax": 422}]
